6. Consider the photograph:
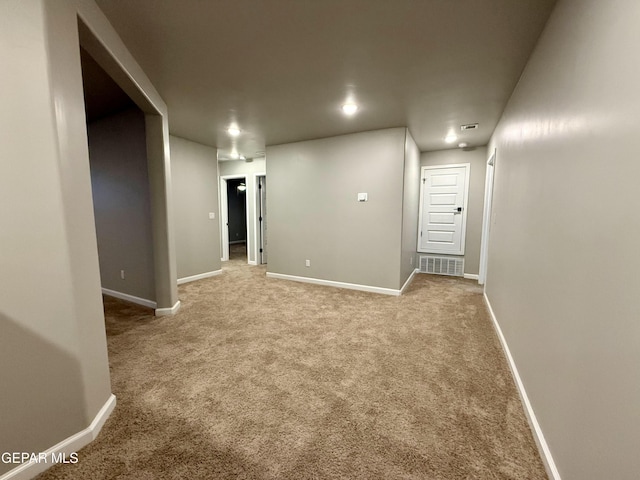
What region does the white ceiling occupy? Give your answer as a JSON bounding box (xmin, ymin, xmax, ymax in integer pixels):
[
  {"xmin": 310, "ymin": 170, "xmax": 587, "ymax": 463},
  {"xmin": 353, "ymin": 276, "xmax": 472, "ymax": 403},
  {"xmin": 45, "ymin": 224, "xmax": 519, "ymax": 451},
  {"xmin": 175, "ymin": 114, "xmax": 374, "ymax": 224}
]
[{"xmin": 94, "ymin": 0, "xmax": 557, "ymax": 158}]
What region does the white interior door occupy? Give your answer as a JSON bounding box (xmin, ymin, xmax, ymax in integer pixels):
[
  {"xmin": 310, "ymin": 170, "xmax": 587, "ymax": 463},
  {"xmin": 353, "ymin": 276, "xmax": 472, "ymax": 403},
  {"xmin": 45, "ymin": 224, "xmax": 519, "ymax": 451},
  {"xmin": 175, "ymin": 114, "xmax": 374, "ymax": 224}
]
[
  {"xmin": 418, "ymin": 164, "xmax": 470, "ymax": 255},
  {"xmin": 258, "ymin": 175, "xmax": 267, "ymax": 264}
]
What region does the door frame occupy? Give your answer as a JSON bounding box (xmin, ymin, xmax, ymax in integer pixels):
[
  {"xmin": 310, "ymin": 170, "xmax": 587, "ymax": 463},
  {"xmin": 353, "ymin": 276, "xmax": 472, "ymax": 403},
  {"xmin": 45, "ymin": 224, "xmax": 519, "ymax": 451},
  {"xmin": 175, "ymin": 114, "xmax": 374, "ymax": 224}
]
[
  {"xmin": 479, "ymin": 150, "xmax": 496, "ymax": 285},
  {"xmin": 417, "ymin": 163, "xmax": 471, "ymax": 255},
  {"xmin": 220, "ymin": 174, "xmax": 249, "ymax": 262}
]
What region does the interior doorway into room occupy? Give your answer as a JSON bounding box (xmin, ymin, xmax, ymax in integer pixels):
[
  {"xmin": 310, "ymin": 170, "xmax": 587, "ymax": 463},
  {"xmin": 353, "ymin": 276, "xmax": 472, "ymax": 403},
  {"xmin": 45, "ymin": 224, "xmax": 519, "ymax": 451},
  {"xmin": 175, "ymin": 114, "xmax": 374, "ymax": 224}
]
[
  {"xmin": 80, "ymin": 47, "xmax": 158, "ymax": 310},
  {"xmin": 220, "ymin": 175, "xmax": 248, "ymax": 262},
  {"xmin": 77, "ymin": 16, "xmax": 178, "ymax": 397},
  {"xmin": 479, "ymin": 150, "xmax": 496, "ymax": 285}
]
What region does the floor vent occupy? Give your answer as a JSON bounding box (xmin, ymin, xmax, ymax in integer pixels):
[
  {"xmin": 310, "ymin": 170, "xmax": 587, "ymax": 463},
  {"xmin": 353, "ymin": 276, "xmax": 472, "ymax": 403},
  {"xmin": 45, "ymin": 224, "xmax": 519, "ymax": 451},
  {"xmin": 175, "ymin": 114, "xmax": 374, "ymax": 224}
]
[{"xmin": 419, "ymin": 255, "xmax": 464, "ymax": 277}]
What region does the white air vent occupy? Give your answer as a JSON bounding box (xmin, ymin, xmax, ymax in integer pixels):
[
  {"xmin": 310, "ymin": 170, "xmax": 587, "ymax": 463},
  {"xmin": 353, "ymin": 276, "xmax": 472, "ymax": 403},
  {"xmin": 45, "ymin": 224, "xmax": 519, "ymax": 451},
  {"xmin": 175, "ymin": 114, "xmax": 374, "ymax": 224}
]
[
  {"xmin": 419, "ymin": 255, "xmax": 464, "ymax": 277},
  {"xmin": 460, "ymin": 123, "xmax": 479, "ymax": 131}
]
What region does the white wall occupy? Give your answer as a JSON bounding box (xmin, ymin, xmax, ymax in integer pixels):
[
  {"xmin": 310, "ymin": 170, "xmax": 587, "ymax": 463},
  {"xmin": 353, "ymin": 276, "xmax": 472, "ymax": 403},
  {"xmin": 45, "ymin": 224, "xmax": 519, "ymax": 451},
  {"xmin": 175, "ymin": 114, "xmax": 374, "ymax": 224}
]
[
  {"xmin": 171, "ymin": 135, "xmax": 221, "ymax": 279},
  {"xmin": 487, "ymin": 0, "xmax": 640, "ymax": 478},
  {"xmin": 89, "ymin": 107, "xmax": 156, "ymax": 301},
  {"xmin": 420, "ymin": 147, "xmax": 487, "ymax": 275},
  {"xmin": 266, "ymin": 128, "xmax": 406, "ymax": 291}
]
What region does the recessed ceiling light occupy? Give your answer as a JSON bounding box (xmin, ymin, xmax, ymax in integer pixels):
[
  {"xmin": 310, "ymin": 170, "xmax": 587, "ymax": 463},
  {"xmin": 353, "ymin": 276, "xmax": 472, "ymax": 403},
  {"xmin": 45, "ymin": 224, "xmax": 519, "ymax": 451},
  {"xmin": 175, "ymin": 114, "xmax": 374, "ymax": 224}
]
[
  {"xmin": 445, "ymin": 134, "xmax": 458, "ymax": 143},
  {"xmin": 341, "ymin": 103, "xmax": 358, "ymax": 115},
  {"xmin": 227, "ymin": 126, "xmax": 240, "ymax": 136},
  {"xmin": 458, "ymin": 142, "xmax": 468, "ymax": 148},
  {"xmin": 239, "ymin": 155, "xmax": 246, "ymax": 160},
  {"xmin": 230, "ymin": 151, "xmax": 239, "ymax": 159}
]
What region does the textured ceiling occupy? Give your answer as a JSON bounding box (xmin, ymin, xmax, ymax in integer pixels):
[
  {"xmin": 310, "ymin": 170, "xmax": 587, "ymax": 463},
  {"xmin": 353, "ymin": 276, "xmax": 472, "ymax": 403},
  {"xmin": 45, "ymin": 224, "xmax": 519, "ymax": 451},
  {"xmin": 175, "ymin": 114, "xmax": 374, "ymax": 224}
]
[{"xmin": 93, "ymin": 0, "xmax": 557, "ymax": 157}]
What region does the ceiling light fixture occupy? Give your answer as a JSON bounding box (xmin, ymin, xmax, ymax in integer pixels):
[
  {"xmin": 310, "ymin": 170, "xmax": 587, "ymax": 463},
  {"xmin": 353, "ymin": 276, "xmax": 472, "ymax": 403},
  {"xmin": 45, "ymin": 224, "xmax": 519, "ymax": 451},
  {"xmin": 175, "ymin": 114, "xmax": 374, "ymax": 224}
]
[
  {"xmin": 227, "ymin": 126, "xmax": 240, "ymax": 136},
  {"xmin": 445, "ymin": 133, "xmax": 458, "ymax": 143},
  {"xmin": 237, "ymin": 183, "xmax": 247, "ymax": 193},
  {"xmin": 458, "ymin": 142, "xmax": 468, "ymax": 148},
  {"xmin": 341, "ymin": 103, "xmax": 358, "ymax": 115},
  {"xmin": 230, "ymin": 151, "xmax": 239, "ymax": 159}
]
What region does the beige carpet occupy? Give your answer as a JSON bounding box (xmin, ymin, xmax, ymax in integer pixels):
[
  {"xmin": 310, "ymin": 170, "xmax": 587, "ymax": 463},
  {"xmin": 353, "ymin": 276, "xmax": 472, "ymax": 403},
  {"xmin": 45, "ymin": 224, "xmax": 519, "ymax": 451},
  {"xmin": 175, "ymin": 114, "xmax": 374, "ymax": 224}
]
[{"xmin": 37, "ymin": 255, "xmax": 547, "ymax": 479}]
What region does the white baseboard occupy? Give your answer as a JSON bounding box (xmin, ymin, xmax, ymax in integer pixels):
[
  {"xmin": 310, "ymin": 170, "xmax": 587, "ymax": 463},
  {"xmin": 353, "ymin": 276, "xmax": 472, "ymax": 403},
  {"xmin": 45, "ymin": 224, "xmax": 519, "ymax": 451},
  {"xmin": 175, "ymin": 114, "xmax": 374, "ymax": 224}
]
[
  {"xmin": 155, "ymin": 300, "xmax": 181, "ymax": 317},
  {"xmin": 101, "ymin": 288, "xmax": 156, "ymax": 309},
  {"xmin": 463, "ymin": 273, "xmax": 479, "ymax": 280},
  {"xmin": 483, "ymin": 293, "xmax": 561, "ymax": 480},
  {"xmin": 400, "ymin": 268, "xmax": 419, "ymax": 294},
  {"xmin": 177, "ymin": 269, "xmax": 222, "ymax": 285},
  {"xmin": 266, "ymin": 272, "xmax": 402, "ymax": 296},
  {"xmin": 248, "ymin": 260, "xmax": 257, "ymax": 266},
  {"xmin": 0, "ymin": 394, "xmax": 116, "ymax": 480}
]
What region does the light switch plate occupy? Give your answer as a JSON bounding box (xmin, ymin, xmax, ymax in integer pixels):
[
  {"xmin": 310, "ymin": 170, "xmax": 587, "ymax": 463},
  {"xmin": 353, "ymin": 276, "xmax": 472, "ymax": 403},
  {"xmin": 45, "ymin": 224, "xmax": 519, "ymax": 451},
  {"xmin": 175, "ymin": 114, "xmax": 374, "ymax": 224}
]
[
  {"xmin": 209, "ymin": 212, "xmax": 215, "ymax": 219},
  {"xmin": 357, "ymin": 192, "xmax": 368, "ymax": 202}
]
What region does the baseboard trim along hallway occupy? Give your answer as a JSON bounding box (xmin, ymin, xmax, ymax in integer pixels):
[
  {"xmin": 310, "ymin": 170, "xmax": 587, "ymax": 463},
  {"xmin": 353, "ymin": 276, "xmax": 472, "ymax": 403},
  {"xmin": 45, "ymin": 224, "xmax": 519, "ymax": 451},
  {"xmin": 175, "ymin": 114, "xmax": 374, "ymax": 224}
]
[
  {"xmin": 101, "ymin": 288, "xmax": 156, "ymax": 309},
  {"xmin": 177, "ymin": 269, "xmax": 223, "ymax": 285},
  {"xmin": 266, "ymin": 272, "xmax": 406, "ymax": 296},
  {"xmin": 483, "ymin": 293, "xmax": 562, "ymax": 480},
  {"xmin": 0, "ymin": 395, "xmax": 116, "ymax": 480}
]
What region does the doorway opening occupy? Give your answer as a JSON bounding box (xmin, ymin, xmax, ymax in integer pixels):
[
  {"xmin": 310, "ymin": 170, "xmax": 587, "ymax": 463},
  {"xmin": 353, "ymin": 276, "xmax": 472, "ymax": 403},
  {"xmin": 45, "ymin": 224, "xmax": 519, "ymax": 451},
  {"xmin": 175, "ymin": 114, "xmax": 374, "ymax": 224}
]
[
  {"xmin": 479, "ymin": 150, "xmax": 496, "ymax": 285},
  {"xmin": 219, "ymin": 172, "xmax": 267, "ymax": 265},
  {"xmin": 227, "ymin": 177, "xmax": 248, "ymax": 262},
  {"xmin": 77, "ymin": 16, "xmax": 178, "ymax": 315},
  {"xmin": 80, "ymin": 47, "xmax": 156, "ymax": 310},
  {"xmin": 220, "ymin": 175, "xmax": 248, "ymax": 263}
]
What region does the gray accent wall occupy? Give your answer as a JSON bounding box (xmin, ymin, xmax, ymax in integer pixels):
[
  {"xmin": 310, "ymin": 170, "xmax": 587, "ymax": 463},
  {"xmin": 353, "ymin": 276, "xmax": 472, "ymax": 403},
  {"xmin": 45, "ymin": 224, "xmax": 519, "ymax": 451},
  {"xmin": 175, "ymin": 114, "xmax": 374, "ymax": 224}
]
[
  {"xmin": 88, "ymin": 107, "xmax": 156, "ymax": 301},
  {"xmin": 401, "ymin": 130, "xmax": 420, "ymax": 285},
  {"xmin": 170, "ymin": 135, "xmax": 221, "ymax": 279},
  {"xmin": 487, "ymin": 0, "xmax": 640, "ymax": 478},
  {"xmin": 266, "ymin": 128, "xmax": 407, "ymax": 290},
  {"xmin": 420, "ymin": 147, "xmax": 487, "ymax": 275}
]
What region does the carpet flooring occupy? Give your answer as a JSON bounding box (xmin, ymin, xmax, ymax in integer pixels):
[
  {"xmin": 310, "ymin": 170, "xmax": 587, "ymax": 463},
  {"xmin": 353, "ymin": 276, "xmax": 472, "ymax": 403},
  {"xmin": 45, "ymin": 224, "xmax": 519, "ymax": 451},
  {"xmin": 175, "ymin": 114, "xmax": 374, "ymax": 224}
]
[{"xmin": 36, "ymin": 252, "xmax": 547, "ymax": 479}]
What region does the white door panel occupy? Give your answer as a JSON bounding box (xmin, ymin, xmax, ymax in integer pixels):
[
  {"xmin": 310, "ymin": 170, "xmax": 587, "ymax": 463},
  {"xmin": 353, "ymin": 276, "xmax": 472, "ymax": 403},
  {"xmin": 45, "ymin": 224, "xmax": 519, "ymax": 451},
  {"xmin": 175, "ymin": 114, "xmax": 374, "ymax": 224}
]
[
  {"xmin": 418, "ymin": 164, "xmax": 470, "ymax": 255},
  {"xmin": 427, "ymin": 230, "xmax": 456, "ymax": 243},
  {"xmin": 431, "ymin": 174, "xmax": 458, "ymax": 186},
  {"xmin": 431, "ymin": 193, "xmax": 457, "ymax": 205},
  {"xmin": 429, "ymin": 212, "xmax": 455, "ymax": 224}
]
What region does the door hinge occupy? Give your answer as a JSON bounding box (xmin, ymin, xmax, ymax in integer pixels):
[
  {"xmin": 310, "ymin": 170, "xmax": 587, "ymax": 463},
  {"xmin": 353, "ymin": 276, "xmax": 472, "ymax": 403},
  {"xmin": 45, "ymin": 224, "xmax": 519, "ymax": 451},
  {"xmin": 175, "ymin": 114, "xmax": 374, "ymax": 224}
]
[
  {"xmin": 260, "ymin": 248, "xmax": 263, "ymax": 253},
  {"xmin": 422, "ymin": 178, "xmax": 425, "ymax": 184},
  {"xmin": 258, "ymin": 183, "xmax": 262, "ymax": 189},
  {"xmin": 259, "ymin": 216, "xmax": 262, "ymax": 222}
]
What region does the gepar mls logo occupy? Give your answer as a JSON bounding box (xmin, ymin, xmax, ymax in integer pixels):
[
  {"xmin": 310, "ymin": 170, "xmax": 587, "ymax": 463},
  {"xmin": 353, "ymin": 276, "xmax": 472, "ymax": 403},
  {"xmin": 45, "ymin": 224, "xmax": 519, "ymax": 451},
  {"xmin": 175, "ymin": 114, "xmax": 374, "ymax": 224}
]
[{"xmin": 1, "ymin": 452, "xmax": 79, "ymax": 465}]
